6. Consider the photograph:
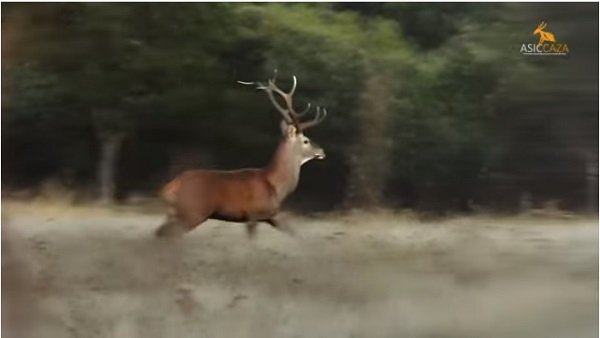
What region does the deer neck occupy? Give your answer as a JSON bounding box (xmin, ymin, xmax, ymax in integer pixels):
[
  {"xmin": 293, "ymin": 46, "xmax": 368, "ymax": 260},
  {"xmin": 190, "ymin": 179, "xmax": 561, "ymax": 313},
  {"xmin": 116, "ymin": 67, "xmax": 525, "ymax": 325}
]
[{"xmin": 264, "ymin": 139, "xmax": 302, "ymax": 202}]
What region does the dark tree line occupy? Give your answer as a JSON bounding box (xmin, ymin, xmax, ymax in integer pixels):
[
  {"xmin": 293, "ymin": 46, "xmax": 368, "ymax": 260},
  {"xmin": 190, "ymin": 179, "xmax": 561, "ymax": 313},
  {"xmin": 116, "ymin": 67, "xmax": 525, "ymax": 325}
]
[{"xmin": 2, "ymin": 3, "xmax": 597, "ymax": 213}]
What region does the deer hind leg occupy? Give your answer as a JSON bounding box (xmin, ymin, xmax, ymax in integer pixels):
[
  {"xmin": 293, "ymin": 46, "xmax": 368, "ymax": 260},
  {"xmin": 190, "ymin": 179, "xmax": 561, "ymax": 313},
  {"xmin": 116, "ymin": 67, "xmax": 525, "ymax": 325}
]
[
  {"xmin": 155, "ymin": 206, "xmax": 186, "ymax": 238},
  {"xmin": 155, "ymin": 205, "xmax": 210, "ymax": 238},
  {"xmin": 155, "ymin": 221, "xmax": 186, "ymax": 238},
  {"xmin": 177, "ymin": 205, "xmax": 213, "ymax": 233}
]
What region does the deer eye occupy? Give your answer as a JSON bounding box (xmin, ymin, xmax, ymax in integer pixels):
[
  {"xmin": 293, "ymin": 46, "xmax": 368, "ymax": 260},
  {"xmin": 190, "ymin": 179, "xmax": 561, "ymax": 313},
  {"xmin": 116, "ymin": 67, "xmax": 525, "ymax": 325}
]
[{"xmin": 303, "ymin": 139, "xmax": 309, "ymax": 145}]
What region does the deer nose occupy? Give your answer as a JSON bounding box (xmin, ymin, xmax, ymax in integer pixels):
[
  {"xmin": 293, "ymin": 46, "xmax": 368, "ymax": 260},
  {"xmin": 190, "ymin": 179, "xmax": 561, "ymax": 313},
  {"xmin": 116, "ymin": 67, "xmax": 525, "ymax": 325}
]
[{"xmin": 315, "ymin": 149, "xmax": 326, "ymax": 160}]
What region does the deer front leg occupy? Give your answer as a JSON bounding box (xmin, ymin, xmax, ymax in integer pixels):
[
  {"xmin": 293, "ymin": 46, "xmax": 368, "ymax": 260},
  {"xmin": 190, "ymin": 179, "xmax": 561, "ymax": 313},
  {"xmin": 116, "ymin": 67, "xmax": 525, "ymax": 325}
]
[
  {"xmin": 265, "ymin": 218, "xmax": 295, "ymax": 236},
  {"xmin": 245, "ymin": 221, "xmax": 258, "ymax": 239}
]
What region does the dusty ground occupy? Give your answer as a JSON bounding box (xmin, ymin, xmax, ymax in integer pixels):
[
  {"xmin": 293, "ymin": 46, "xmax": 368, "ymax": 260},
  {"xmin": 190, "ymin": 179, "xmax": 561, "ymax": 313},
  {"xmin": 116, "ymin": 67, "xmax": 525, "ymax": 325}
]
[{"xmin": 2, "ymin": 204, "xmax": 598, "ymax": 338}]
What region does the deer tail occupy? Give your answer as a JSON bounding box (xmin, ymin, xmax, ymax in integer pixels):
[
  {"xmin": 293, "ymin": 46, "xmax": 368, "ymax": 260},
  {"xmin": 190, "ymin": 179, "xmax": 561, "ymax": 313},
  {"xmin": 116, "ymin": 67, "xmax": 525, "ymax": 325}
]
[{"xmin": 161, "ymin": 178, "xmax": 181, "ymax": 204}]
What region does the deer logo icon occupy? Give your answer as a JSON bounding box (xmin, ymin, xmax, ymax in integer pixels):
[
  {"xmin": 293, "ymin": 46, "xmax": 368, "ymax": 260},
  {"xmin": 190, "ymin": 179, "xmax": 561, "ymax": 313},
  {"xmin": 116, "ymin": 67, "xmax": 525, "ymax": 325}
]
[{"xmin": 533, "ymin": 21, "xmax": 556, "ymax": 45}]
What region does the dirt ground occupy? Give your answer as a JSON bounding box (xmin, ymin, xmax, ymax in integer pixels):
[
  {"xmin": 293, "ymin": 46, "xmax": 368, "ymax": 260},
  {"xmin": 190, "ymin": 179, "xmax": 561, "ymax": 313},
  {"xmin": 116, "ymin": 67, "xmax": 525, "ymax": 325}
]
[{"xmin": 2, "ymin": 204, "xmax": 598, "ymax": 338}]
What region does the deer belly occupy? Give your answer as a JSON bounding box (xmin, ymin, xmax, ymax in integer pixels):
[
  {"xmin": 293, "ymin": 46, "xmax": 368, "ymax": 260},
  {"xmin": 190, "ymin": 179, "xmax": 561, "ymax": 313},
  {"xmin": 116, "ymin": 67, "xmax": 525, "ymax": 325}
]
[
  {"xmin": 210, "ymin": 179, "xmax": 277, "ymax": 223},
  {"xmin": 209, "ymin": 209, "xmax": 276, "ymax": 223},
  {"xmin": 211, "ymin": 202, "xmax": 277, "ymax": 223},
  {"xmin": 209, "ymin": 212, "xmax": 250, "ymax": 223}
]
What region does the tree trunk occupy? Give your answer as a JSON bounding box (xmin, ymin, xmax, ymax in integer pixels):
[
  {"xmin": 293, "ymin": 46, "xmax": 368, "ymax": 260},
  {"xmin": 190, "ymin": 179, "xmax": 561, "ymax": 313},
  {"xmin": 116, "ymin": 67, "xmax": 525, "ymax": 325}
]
[
  {"xmin": 584, "ymin": 150, "xmax": 598, "ymax": 213},
  {"xmin": 344, "ymin": 74, "xmax": 392, "ymax": 209},
  {"xmin": 97, "ymin": 133, "xmax": 124, "ymax": 204}
]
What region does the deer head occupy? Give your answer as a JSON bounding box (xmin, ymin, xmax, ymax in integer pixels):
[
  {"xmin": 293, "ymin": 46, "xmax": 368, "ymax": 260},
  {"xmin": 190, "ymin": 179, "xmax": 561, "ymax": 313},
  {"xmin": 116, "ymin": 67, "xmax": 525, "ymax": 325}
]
[
  {"xmin": 533, "ymin": 21, "xmax": 547, "ymax": 35},
  {"xmin": 238, "ymin": 71, "xmax": 327, "ymax": 165}
]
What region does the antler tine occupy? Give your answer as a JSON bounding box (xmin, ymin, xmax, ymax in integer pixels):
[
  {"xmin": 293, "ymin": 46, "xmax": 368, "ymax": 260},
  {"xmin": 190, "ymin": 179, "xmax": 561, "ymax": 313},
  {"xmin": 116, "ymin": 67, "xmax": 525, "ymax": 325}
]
[
  {"xmin": 299, "ymin": 106, "xmax": 327, "ymax": 130},
  {"xmin": 289, "ymin": 75, "xmax": 297, "ymax": 96},
  {"xmin": 239, "ymin": 72, "xmax": 327, "ymax": 132},
  {"xmin": 237, "ymin": 80, "xmax": 253, "ymax": 85},
  {"xmin": 292, "ymin": 102, "xmax": 312, "ymax": 118},
  {"xmin": 267, "ymin": 79, "xmax": 293, "ymax": 107},
  {"xmin": 264, "ymin": 77, "xmax": 302, "ymax": 127},
  {"xmin": 237, "ymin": 79, "xmax": 294, "ymax": 124},
  {"xmin": 269, "ymin": 76, "xmax": 306, "ymax": 122}
]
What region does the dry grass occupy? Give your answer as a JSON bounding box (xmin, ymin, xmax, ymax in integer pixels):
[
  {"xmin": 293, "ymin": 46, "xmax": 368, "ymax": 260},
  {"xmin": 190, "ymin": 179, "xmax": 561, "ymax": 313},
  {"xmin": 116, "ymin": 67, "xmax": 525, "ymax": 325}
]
[{"xmin": 2, "ymin": 202, "xmax": 598, "ymax": 338}]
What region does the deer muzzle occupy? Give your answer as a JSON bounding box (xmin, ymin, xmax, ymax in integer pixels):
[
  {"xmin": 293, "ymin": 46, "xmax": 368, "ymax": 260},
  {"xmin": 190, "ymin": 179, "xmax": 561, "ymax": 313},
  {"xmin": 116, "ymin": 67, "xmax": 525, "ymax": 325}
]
[{"xmin": 314, "ymin": 148, "xmax": 326, "ymax": 160}]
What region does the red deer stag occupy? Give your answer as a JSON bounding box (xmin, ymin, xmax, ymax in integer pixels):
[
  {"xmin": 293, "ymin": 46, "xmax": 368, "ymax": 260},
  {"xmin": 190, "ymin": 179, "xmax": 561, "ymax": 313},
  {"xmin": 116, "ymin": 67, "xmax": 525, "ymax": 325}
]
[{"xmin": 155, "ymin": 72, "xmax": 327, "ymax": 238}]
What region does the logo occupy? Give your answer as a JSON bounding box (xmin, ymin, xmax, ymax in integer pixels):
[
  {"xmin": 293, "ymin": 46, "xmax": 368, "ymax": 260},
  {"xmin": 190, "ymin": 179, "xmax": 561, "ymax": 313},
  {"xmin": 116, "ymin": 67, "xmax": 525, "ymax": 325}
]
[{"xmin": 520, "ymin": 21, "xmax": 569, "ymax": 56}]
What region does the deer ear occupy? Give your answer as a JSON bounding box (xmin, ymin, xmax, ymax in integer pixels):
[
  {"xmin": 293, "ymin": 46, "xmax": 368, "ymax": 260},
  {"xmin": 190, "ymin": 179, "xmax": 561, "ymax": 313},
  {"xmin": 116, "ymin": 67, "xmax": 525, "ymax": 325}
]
[{"xmin": 280, "ymin": 120, "xmax": 297, "ymax": 138}]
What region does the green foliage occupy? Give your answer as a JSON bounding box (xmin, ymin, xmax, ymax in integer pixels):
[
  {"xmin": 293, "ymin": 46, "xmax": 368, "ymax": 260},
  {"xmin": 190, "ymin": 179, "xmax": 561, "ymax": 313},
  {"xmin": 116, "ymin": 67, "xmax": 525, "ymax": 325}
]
[
  {"xmin": 3, "ymin": 3, "xmax": 595, "ymax": 211},
  {"xmin": 388, "ymin": 50, "xmax": 500, "ymax": 207}
]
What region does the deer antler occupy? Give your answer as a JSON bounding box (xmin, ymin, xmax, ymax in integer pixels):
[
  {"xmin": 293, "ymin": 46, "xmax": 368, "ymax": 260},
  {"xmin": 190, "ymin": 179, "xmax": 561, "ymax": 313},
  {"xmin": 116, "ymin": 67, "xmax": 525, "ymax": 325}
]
[
  {"xmin": 299, "ymin": 106, "xmax": 327, "ymax": 131},
  {"xmin": 238, "ymin": 70, "xmax": 327, "ymax": 132}
]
